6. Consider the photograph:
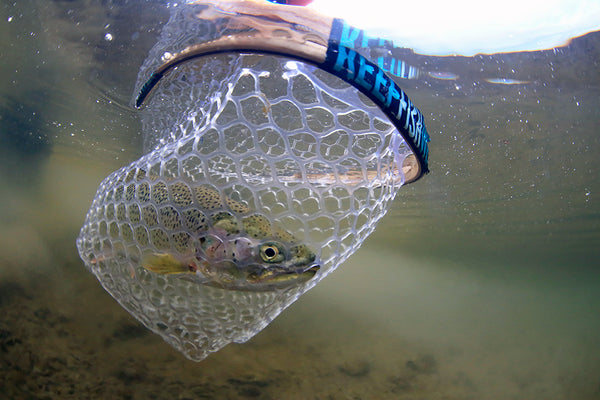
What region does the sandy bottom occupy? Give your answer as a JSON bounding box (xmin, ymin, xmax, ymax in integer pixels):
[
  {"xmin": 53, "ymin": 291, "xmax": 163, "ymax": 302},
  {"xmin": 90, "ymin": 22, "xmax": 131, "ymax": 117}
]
[{"xmin": 2, "ymin": 250, "xmax": 600, "ymax": 400}]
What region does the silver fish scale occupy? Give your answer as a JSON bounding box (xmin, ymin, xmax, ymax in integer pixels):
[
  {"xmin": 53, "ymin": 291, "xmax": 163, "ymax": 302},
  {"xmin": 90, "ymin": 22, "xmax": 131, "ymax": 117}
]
[{"xmin": 76, "ymin": 4, "xmax": 415, "ymax": 361}]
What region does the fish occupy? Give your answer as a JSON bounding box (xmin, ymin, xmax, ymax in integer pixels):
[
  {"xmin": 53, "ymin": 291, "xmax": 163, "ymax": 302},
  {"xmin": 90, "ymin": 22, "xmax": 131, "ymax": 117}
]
[{"xmin": 138, "ymin": 176, "xmax": 319, "ymax": 291}]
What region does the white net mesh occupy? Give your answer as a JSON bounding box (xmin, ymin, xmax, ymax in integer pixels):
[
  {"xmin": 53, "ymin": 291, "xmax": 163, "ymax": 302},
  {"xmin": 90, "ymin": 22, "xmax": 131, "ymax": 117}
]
[{"xmin": 76, "ymin": 4, "xmax": 416, "ymax": 361}]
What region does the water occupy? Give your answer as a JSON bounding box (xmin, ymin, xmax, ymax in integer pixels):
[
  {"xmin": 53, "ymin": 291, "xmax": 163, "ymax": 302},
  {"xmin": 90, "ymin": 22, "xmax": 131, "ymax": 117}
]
[{"xmin": 1, "ymin": 1, "xmax": 599, "ymax": 399}]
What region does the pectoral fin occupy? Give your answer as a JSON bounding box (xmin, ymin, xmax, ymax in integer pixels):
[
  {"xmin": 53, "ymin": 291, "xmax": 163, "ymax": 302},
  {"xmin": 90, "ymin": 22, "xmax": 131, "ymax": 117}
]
[{"xmin": 142, "ymin": 252, "xmax": 194, "ymax": 275}]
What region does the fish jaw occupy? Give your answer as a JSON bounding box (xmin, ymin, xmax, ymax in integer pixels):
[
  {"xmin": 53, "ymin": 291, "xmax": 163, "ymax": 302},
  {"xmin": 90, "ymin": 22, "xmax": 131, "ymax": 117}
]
[
  {"xmin": 191, "ymin": 259, "xmax": 321, "ymax": 291},
  {"xmin": 244, "ymin": 263, "xmax": 321, "ymax": 290}
]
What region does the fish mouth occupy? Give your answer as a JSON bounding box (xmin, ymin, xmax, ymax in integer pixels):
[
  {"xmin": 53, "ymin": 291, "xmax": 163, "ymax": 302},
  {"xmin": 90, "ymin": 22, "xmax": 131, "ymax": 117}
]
[
  {"xmin": 179, "ymin": 263, "xmax": 320, "ymax": 292},
  {"xmin": 245, "ymin": 263, "xmax": 320, "ymax": 290}
]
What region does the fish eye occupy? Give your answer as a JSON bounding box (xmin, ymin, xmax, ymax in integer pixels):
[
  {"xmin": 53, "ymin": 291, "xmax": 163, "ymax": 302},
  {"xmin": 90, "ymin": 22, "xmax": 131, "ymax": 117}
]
[{"xmin": 259, "ymin": 242, "xmax": 285, "ymax": 263}]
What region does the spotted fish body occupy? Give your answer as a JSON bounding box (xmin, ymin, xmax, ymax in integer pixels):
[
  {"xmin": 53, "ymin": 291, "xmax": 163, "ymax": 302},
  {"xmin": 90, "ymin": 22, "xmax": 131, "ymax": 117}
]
[{"xmin": 139, "ymin": 176, "xmax": 319, "ymax": 291}]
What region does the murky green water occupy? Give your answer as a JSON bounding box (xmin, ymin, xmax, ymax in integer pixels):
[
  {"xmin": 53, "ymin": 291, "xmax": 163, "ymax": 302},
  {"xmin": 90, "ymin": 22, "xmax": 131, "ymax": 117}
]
[{"xmin": 1, "ymin": 1, "xmax": 599, "ymax": 399}]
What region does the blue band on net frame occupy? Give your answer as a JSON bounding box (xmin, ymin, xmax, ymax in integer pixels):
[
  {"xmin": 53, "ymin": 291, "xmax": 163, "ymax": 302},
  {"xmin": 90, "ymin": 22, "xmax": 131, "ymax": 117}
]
[{"xmin": 135, "ymin": 12, "xmax": 430, "ymax": 180}]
